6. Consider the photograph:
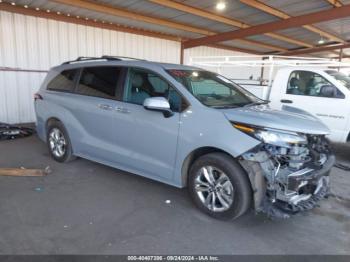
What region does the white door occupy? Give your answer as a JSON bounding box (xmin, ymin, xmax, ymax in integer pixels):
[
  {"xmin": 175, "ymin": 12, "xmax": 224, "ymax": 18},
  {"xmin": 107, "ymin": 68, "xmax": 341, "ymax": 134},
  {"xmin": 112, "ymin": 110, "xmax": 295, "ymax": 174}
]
[{"xmin": 278, "ymin": 70, "xmax": 350, "ymax": 142}]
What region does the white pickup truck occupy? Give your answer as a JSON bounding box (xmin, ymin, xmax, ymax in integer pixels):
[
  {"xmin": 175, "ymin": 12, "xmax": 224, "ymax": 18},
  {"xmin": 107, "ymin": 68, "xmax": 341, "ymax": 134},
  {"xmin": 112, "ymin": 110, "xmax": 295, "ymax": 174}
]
[
  {"xmin": 189, "ymin": 56, "xmax": 350, "ymax": 143},
  {"xmin": 242, "ymin": 68, "xmax": 350, "ymax": 143}
]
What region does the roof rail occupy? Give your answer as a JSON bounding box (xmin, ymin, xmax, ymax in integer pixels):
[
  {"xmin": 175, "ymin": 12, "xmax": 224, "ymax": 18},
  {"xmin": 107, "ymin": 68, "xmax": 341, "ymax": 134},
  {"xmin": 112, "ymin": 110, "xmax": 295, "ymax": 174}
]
[
  {"xmin": 62, "ymin": 55, "xmax": 145, "ymax": 65},
  {"xmin": 101, "ymin": 55, "xmax": 145, "ymax": 61}
]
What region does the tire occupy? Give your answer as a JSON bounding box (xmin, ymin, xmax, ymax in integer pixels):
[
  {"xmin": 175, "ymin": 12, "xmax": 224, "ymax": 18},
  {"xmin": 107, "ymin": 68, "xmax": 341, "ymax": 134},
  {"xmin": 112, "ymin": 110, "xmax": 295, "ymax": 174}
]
[
  {"xmin": 188, "ymin": 152, "xmax": 252, "ymax": 220},
  {"xmin": 46, "ymin": 120, "xmax": 76, "ymax": 163}
]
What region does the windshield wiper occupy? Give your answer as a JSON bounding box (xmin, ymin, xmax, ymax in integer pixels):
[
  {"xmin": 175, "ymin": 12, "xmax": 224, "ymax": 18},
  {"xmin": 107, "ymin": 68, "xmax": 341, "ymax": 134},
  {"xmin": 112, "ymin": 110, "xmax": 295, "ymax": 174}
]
[
  {"xmin": 211, "ymin": 105, "xmax": 239, "ymax": 109},
  {"xmin": 243, "ymin": 100, "xmax": 270, "ymax": 107}
]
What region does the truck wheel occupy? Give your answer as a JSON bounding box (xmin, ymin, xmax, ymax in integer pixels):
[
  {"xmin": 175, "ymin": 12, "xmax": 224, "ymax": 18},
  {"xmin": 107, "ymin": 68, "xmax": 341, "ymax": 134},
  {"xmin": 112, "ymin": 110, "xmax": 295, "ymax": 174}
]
[
  {"xmin": 188, "ymin": 152, "xmax": 252, "ymax": 220},
  {"xmin": 47, "ymin": 121, "xmax": 75, "ymax": 163}
]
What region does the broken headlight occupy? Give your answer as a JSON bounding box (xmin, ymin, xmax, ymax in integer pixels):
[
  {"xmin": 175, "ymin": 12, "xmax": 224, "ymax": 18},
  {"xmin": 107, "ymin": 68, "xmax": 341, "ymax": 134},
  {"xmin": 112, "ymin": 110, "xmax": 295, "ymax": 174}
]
[{"xmin": 233, "ymin": 123, "xmax": 307, "ymax": 148}]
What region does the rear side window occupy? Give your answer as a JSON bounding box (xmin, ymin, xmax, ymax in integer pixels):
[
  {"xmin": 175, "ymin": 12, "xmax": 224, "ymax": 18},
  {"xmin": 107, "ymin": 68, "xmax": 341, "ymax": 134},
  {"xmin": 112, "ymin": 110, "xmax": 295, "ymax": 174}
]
[
  {"xmin": 76, "ymin": 66, "xmax": 121, "ymax": 99},
  {"xmin": 47, "ymin": 69, "xmax": 78, "ymax": 92}
]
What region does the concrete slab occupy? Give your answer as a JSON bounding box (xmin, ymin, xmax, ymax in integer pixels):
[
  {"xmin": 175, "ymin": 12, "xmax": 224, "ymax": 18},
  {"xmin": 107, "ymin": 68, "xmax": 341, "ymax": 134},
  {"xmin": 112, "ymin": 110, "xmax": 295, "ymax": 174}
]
[{"xmin": 0, "ymin": 136, "xmax": 349, "ymax": 254}]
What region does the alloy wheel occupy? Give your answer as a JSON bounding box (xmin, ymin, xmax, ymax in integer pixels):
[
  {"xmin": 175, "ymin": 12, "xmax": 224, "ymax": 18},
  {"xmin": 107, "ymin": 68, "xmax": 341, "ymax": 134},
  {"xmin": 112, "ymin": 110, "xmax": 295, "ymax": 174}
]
[
  {"xmin": 194, "ymin": 166, "xmax": 234, "ymax": 212},
  {"xmin": 49, "ymin": 128, "xmax": 66, "ymax": 158}
]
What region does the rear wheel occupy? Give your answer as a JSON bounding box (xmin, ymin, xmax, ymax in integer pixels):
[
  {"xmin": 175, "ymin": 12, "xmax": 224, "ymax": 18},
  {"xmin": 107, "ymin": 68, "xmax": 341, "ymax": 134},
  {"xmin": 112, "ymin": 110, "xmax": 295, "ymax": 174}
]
[
  {"xmin": 47, "ymin": 121, "xmax": 75, "ymax": 163},
  {"xmin": 188, "ymin": 152, "xmax": 252, "ymax": 220}
]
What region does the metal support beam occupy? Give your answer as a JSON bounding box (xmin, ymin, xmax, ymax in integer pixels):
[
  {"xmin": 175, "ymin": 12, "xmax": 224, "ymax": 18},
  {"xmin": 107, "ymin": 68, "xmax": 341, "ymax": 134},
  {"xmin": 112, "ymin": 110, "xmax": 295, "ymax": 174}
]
[
  {"xmin": 283, "ymin": 42, "xmax": 350, "ymax": 56},
  {"xmin": 183, "ymin": 4, "xmax": 350, "ymax": 49},
  {"xmin": 53, "ymin": 0, "xmax": 283, "ymax": 52},
  {"xmin": 338, "ymin": 48, "xmax": 343, "ymax": 71},
  {"xmin": 0, "ymin": 2, "xmax": 261, "ymax": 55},
  {"xmin": 180, "ymin": 43, "xmax": 184, "ymax": 64},
  {"xmin": 339, "ymin": 49, "xmax": 344, "ymax": 61},
  {"xmin": 240, "ymin": 0, "xmax": 344, "ymax": 43},
  {"xmin": 325, "ymin": 0, "xmax": 343, "ymax": 7},
  {"xmin": 149, "ymin": 0, "xmax": 313, "ymax": 48},
  {"xmin": 0, "ymin": 1, "xmax": 181, "ymax": 42}
]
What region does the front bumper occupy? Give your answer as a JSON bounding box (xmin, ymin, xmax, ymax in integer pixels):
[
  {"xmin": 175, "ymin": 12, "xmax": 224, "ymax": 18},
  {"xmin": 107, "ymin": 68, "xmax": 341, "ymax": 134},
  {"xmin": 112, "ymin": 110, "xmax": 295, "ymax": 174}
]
[
  {"xmin": 288, "ymin": 154, "xmax": 335, "ymax": 190},
  {"xmin": 240, "ymin": 148, "xmax": 335, "ymax": 218},
  {"xmin": 273, "ymin": 154, "xmax": 334, "ymax": 214}
]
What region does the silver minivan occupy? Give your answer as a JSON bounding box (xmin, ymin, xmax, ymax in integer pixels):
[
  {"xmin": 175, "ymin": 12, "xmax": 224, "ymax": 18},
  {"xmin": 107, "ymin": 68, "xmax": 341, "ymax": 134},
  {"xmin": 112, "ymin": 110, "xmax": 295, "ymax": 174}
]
[{"xmin": 35, "ymin": 56, "xmax": 335, "ymax": 220}]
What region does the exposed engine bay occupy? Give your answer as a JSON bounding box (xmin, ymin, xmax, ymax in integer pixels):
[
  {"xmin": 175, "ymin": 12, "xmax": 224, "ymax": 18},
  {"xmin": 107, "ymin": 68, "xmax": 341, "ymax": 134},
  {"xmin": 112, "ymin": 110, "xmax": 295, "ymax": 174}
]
[{"xmin": 239, "ymin": 134, "xmax": 334, "ymax": 218}]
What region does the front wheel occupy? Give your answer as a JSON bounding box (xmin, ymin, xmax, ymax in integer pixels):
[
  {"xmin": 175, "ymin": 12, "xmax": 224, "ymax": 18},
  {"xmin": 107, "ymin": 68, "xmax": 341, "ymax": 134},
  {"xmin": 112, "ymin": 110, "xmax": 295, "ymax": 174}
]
[{"xmin": 188, "ymin": 152, "xmax": 252, "ymax": 220}]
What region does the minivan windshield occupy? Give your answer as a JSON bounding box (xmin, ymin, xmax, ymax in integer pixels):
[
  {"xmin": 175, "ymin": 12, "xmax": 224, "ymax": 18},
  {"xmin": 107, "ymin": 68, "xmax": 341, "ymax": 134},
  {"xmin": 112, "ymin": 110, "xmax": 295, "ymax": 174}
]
[
  {"xmin": 167, "ymin": 69, "xmax": 263, "ymax": 108},
  {"xmin": 326, "ymin": 70, "xmax": 350, "ymax": 90}
]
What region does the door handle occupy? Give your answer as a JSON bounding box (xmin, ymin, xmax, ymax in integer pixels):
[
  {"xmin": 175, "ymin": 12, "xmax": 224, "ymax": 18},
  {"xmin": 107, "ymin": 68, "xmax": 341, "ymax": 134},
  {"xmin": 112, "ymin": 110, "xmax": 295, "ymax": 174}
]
[
  {"xmin": 115, "ymin": 107, "xmax": 130, "ymax": 114},
  {"xmin": 280, "ymin": 99, "xmax": 293, "ymax": 104},
  {"xmin": 98, "ymin": 104, "xmax": 113, "ymax": 110}
]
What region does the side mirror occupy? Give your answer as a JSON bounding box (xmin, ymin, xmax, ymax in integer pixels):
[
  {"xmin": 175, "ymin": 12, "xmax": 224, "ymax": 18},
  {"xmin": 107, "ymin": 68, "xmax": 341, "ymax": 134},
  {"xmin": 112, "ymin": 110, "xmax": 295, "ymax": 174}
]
[
  {"xmin": 319, "ymin": 85, "xmax": 337, "ymax": 98},
  {"xmin": 143, "ymin": 97, "xmax": 174, "ymax": 118}
]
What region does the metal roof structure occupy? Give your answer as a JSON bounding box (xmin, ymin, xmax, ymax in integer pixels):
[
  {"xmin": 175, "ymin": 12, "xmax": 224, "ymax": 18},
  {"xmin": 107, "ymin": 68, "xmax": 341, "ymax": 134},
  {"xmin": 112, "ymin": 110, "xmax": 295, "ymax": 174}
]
[{"xmin": 1, "ymin": 0, "xmax": 350, "ymax": 60}]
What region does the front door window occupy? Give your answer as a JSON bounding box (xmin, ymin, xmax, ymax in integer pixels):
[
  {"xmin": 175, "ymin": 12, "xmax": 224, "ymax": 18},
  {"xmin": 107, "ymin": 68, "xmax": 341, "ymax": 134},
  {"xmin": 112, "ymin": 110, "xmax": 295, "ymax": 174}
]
[{"xmin": 123, "ymin": 68, "xmax": 183, "ymax": 112}]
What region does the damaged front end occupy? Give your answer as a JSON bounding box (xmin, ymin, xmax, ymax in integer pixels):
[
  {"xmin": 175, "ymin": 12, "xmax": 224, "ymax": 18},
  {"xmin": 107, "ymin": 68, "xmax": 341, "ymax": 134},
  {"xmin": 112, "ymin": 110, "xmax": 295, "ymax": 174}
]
[{"xmin": 236, "ymin": 124, "xmax": 335, "ymax": 218}]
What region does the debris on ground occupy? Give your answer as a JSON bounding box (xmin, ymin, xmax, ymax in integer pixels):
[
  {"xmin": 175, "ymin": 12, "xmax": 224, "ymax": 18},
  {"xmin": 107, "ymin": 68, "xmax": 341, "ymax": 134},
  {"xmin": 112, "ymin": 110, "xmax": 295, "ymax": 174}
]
[
  {"xmin": 34, "ymin": 187, "xmax": 44, "ymax": 192},
  {"xmin": 0, "ymin": 123, "xmax": 35, "ymax": 140},
  {"xmin": 334, "ymin": 162, "xmax": 350, "ymax": 171},
  {"xmin": 0, "ymin": 166, "xmax": 51, "ymax": 177}
]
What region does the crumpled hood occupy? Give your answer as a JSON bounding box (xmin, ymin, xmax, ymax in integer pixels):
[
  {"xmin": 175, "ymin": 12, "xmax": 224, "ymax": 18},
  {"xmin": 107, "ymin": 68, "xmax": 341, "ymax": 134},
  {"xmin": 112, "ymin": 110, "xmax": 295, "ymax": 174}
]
[{"xmin": 222, "ymin": 105, "xmax": 330, "ymax": 135}]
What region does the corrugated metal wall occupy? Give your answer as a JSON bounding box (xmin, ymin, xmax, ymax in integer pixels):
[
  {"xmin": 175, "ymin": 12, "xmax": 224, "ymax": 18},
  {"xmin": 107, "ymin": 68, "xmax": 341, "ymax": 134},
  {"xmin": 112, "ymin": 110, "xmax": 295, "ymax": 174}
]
[{"xmin": 0, "ymin": 10, "xmax": 247, "ymax": 124}]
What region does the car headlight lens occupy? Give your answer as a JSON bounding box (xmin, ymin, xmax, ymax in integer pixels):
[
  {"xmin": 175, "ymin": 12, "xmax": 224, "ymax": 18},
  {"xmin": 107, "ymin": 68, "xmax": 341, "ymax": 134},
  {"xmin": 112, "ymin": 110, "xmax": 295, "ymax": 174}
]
[{"xmin": 233, "ymin": 123, "xmax": 307, "ymax": 147}]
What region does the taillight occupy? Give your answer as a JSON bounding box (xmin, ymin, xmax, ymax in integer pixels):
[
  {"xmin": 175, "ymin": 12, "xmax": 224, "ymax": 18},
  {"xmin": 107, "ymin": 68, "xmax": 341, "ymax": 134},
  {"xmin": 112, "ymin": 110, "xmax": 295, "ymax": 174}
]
[{"xmin": 34, "ymin": 93, "xmax": 43, "ymax": 101}]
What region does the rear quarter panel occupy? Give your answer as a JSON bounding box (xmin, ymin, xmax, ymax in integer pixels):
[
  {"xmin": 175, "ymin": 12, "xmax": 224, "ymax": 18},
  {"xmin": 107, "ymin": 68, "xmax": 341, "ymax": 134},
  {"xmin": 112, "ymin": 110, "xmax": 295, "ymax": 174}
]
[{"xmin": 35, "ymin": 90, "xmax": 86, "ymax": 153}]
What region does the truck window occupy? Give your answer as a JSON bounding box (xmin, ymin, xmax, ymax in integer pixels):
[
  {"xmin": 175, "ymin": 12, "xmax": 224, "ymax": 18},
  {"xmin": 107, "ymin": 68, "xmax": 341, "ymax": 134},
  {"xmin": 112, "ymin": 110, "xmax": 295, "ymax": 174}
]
[
  {"xmin": 326, "ymin": 70, "xmax": 350, "ymax": 90},
  {"xmin": 287, "ymin": 70, "xmax": 344, "ymax": 98}
]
